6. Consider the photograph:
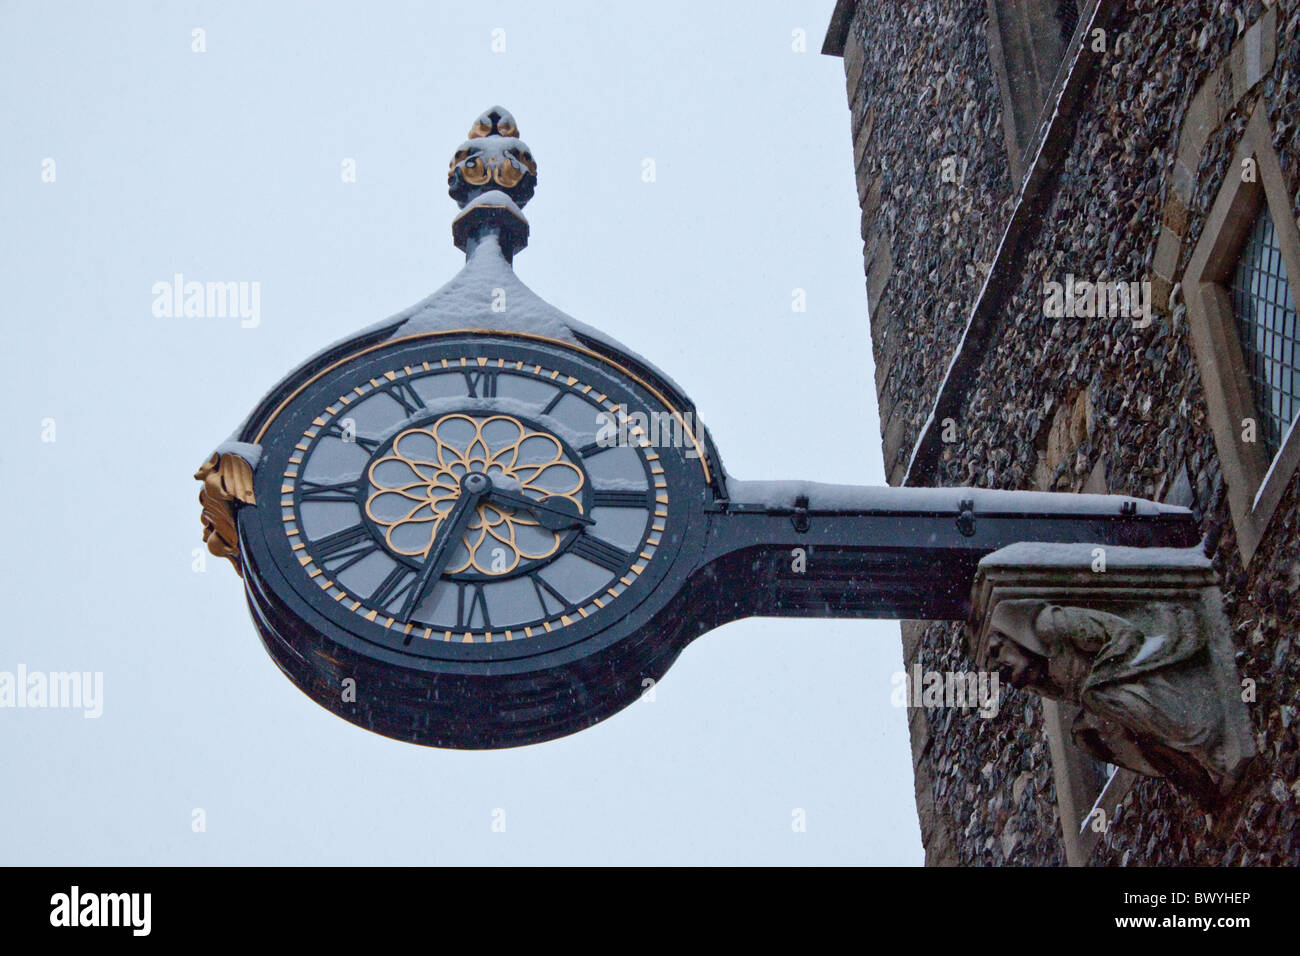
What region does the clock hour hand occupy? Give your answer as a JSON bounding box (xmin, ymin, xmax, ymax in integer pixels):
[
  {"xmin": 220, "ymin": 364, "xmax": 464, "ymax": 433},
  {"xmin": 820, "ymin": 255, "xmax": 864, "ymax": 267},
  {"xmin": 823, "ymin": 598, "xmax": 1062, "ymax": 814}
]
[
  {"xmin": 485, "ymin": 488, "xmax": 594, "ymax": 530},
  {"xmin": 397, "ymin": 473, "xmax": 491, "ymax": 623}
]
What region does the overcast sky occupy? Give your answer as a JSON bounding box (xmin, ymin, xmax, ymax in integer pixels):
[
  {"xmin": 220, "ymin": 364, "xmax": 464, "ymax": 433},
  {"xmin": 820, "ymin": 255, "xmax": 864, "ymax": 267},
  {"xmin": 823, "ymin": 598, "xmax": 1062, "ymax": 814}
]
[{"xmin": 0, "ymin": 0, "xmax": 922, "ymax": 865}]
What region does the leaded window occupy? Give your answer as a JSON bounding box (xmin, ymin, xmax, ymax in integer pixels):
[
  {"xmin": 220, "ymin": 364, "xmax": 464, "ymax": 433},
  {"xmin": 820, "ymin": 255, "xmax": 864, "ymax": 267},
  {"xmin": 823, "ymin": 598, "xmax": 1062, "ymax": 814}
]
[{"xmin": 1230, "ymin": 205, "xmax": 1300, "ymax": 458}]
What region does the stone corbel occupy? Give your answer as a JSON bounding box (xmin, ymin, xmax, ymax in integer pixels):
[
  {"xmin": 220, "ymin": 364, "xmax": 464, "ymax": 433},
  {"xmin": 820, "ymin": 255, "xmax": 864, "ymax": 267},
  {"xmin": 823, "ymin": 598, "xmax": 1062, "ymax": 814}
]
[{"xmin": 969, "ymin": 543, "xmax": 1255, "ymax": 809}]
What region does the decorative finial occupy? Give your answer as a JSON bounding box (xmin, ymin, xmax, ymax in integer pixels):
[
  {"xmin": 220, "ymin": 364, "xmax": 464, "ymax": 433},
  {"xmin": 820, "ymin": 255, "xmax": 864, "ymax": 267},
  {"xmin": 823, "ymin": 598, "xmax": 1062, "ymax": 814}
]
[
  {"xmin": 447, "ymin": 107, "xmax": 535, "ymax": 260},
  {"xmin": 468, "ymin": 107, "xmax": 519, "ymax": 140},
  {"xmin": 448, "ymin": 106, "xmax": 537, "ymax": 208}
]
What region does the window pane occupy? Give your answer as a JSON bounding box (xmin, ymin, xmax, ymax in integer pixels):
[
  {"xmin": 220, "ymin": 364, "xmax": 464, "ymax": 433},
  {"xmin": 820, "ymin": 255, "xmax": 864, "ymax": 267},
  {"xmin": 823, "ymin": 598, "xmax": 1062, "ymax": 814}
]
[{"xmin": 1230, "ymin": 205, "xmax": 1300, "ymax": 458}]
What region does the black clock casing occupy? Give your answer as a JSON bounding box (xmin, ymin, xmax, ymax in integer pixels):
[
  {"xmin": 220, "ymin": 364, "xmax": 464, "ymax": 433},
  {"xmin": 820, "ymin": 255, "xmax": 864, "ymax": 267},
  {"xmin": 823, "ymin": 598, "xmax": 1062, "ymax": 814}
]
[{"xmin": 236, "ymin": 330, "xmax": 719, "ymax": 748}]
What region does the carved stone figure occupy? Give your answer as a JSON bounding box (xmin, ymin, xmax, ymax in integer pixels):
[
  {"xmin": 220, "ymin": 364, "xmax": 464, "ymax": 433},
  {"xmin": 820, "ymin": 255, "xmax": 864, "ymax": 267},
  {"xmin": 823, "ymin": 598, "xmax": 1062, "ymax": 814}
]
[{"xmin": 985, "ymin": 599, "xmax": 1244, "ymax": 806}]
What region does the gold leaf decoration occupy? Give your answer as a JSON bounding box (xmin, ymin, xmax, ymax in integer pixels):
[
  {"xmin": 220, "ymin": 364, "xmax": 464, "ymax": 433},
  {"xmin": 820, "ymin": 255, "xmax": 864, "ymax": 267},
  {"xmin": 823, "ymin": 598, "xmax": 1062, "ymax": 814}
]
[
  {"xmin": 365, "ymin": 414, "xmax": 584, "ymax": 576},
  {"xmin": 194, "ymin": 452, "xmax": 257, "ymax": 574}
]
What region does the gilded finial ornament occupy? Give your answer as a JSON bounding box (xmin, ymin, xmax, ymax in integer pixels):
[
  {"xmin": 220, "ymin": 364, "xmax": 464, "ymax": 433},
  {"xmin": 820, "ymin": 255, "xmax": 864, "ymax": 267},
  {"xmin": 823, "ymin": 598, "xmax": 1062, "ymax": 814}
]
[
  {"xmin": 468, "ymin": 110, "xmax": 518, "ymax": 139},
  {"xmin": 194, "ymin": 452, "xmax": 256, "ymax": 573},
  {"xmin": 448, "ymin": 106, "xmax": 537, "ymax": 207}
]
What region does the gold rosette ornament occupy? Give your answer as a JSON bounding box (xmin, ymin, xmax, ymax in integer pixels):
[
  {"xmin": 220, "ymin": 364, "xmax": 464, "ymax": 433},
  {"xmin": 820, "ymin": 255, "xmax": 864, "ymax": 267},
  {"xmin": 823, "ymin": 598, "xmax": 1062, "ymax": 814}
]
[{"xmin": 365, "ymin": 414, "xmax": 585, "ymax": 576}]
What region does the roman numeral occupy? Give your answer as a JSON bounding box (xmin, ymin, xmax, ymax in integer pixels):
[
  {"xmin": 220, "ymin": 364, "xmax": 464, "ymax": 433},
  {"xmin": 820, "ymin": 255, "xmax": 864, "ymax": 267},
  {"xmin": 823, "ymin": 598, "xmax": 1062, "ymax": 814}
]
[
  {"xmin": 298, "ymin": 479, "xmax": 363, "ymax": 502},
  {"xmin": 457, "ymin": 583, "xmax": 491, "ymax": 630},
  {"xmin": 567, "ymin": 533, "xmax": 633, "ymax": 573},
  {"xmin": 591, "ymin": 489, "xmax": 651, "ymax": 508},
  {"xmin": 462, "ymin": 368, "xmax": 499, "ymax": 398},
  {"xmin": 368, "ymin": 565, "xmax": 416, "ymax": 611},
  {"xmin": 530, "ymin": 572, "xmax": 572, "ymax": 615},
  {"xmin": 323, "ymin": 423, "xmax": 380, "ymax": 453},
  {"xmin": 578, "ymin": 440, "xmax": 613, "ymax": 458},
  {"xmin": 539, "ymin": 389, "xmax": 565, "ymax": 415},
  {"xmin": 384, "ymin": 381, "xmax": 426, "ymax": 415},
  {"xmin": 311, "ymin": 524, "xmax": 379, "ymax": 573}
]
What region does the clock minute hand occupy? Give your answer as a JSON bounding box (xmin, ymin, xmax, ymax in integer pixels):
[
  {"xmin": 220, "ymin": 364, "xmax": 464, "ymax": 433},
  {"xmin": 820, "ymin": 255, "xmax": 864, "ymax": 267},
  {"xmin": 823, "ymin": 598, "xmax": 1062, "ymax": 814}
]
[
  {"xmin": 486, "ymin": 489, "xmax": 594, "ymax": 530},
  {"xmin": 397, "ymin": 474, "xmax": 490, "ymax": 623}
]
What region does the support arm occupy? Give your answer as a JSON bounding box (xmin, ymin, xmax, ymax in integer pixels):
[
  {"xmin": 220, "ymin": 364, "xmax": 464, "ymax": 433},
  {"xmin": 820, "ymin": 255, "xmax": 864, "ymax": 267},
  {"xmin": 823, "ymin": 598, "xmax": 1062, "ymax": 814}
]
[{"xmin": 693, "ymin": 481, "xmax": 1200, "ymax": 621}]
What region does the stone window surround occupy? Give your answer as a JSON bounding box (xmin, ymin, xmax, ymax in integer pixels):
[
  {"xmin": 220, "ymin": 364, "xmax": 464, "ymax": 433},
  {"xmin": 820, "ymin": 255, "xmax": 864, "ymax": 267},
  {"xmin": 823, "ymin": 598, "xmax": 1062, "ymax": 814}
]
[
  {"xmin": 984, "ymin": 0, "xmax": 1100, "ymax": 187},
  {"xmin": 1042, "ymin": 699, "xmax": 1138, "ymax": 865},
  {"xmin": 1182, "ymin": 109, "xmax": 1298, "ymax": 567}
]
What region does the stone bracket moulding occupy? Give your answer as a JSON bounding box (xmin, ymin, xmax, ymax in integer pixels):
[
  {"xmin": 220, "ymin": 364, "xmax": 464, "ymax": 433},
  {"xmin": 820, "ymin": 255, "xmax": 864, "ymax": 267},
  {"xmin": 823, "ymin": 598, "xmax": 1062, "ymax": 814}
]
[{"xmin": 969, "ymin": 543, "xmax": 1255, "ymax": 810}]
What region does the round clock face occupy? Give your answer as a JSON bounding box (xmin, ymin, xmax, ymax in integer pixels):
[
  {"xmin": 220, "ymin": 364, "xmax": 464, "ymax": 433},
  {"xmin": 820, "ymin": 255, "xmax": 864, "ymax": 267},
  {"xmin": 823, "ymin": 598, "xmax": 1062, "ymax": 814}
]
[{"xmin": 245, "ymin": 334, "xmax": 708, "ymax": 666}]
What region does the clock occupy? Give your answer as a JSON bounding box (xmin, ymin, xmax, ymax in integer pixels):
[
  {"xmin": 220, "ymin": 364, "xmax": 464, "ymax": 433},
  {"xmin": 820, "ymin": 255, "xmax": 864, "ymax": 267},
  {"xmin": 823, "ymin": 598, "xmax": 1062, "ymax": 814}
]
[
  {"xmin": 233, "ymin": 329, "xmax": 715, "ymax": 747},
  {"xmin": 262, "ymin": 341, "xmax": 685, "ymax": 644},
  {"xmin": 197, "ymin": 108, "xmax": 736, "ymax": 748},
  {"xmin": 196, "ymin": 107, "xmax": 1200, "ymax": 749}
]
